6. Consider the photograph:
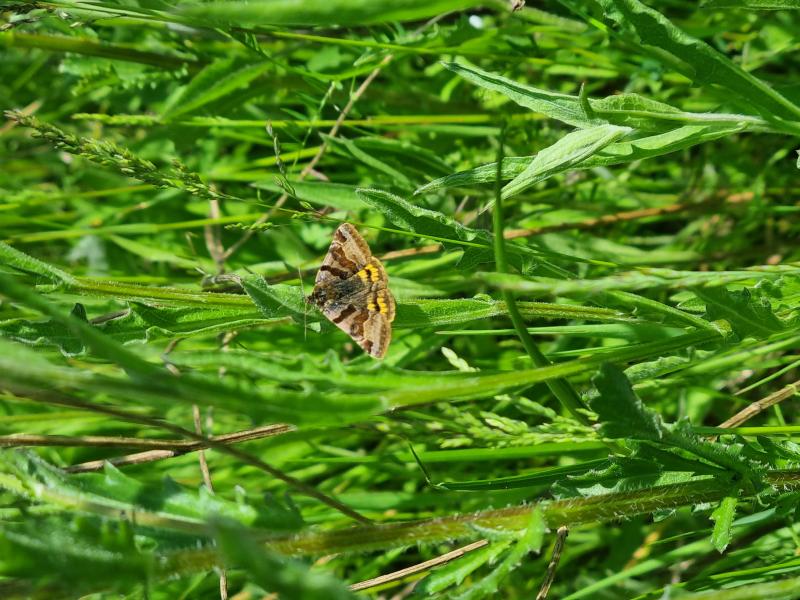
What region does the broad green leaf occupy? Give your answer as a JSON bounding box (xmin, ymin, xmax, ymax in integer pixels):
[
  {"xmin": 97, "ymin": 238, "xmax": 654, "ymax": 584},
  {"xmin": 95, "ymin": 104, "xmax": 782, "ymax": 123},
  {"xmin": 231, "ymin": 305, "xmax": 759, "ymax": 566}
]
[
  {"xmin": 163, "ymin": 58, "xmax": 272, "ymax": 119},
  {"xmin": 694, "ymin": 287, "xmax": 786, "ymax": 339},
  {"xmin": 355, "ymin": 188, "xmax": 567, "ymax": 272},
  {"xmin": 0, "ymin": 450, "xmax": 217, "ymax": 532},
  {"xmin": 704, "ymin": 0, "xmax": 800, "ymax": 6},
  {"xmin": 177, "ymin": 0, "xmax": 482, "ymax": 26},
  {"xmin": 455, "ymin": 507, "xmax": 545, "ymax": 600},
  {"xmin": 502, "ymin": 124, "xmax": 632, "ymax": 198},
  {"xmin": 395, "ymin": 297, "xmax": 631, "ymax": 328},
  {"xmin": 444, "ymin": 62, "xmax": 601, "ymax": 128},
  {"xmin": 98, "ymin": 303, "xmax": 283, "ymax": 343},
  {"xmin": 252, "ymin": 180, "xmax": 366, "ymax": 211},
  {"xmin": 0, "ymin": 302, "xmax": 87, "ymax": 356},
  {"xmin": 0, "ymin": 241, "xmax": 75, "ymax": 284},
  {"xmin": 417, "ymin": 540, "xmax": 512, "ymax": 595},
  {"xmin": 416, "ymin": 124, "xmax": 744, "ymax": 193},
  {"xmin": 480, "ymin": 267, "xmax": 800, "ymax": 297},
  {"xmin": 590, "ymin": 0, "xmax": 800, "ymax": 120},
  {"xmin": 0, "ymin": 270, "xmax": 158, "ymax": 379},
  {"xmin": 591, "ymin": 363, "xmax": 665, "ymax": 440},
  {"xmin": 242, "ymin": 275, "xmax": 308, "ymax": 322},
  {"xmin": 356, "ymin": 187, "xmax": 491, "ymax": 247},
  {"xmin": 710, "ymin": 495, "xmax": 738, "ymax": 553}
]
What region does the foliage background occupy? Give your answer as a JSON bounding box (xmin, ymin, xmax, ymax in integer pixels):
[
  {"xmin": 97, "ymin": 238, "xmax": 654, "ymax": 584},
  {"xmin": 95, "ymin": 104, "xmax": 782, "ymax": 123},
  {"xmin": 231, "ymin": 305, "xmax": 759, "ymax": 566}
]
[{"xmin": 2, "ymin": 0, "xmax": 800, "ymax": 598}]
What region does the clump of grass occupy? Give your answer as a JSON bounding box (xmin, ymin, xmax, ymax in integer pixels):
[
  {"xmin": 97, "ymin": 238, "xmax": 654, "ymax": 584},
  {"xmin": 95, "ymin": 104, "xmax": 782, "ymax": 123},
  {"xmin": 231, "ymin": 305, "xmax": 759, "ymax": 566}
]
[{"xmin": 2, "ymin": 1, "xmax": 800, "ymax": 598}]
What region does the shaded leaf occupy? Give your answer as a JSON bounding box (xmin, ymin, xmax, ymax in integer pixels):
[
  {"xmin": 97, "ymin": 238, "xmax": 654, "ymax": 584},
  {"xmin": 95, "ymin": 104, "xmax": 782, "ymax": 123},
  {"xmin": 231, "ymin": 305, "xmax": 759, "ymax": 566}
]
[
  {"xmin": 591, "ymin": 363, "xmax": 665, "ymax": 441},
  {"xmin": 211, "ymin": 518, "xmax": 356, "ymax": 599},
  {"xmin": 0, "ymin": 241, "xmax": 74, "ymax": 284},
  {"xmin": 0, "ymin": 302, "xmax": 87, "ymax": 356},
  {"xmin": 163, "ymin": 58, "xmax": 272, "ymax": 119},
  {"xmin": 695, "ymin": 287, "xmax": 786, "ymax": 339}
]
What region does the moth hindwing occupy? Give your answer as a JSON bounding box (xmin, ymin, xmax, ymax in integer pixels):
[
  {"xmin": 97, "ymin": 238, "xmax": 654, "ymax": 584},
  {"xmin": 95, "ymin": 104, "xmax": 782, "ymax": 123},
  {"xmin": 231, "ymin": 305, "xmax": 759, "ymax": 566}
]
[{"xmin": 308, "ymin": 223, "xmax": 396, "ymax": 358}]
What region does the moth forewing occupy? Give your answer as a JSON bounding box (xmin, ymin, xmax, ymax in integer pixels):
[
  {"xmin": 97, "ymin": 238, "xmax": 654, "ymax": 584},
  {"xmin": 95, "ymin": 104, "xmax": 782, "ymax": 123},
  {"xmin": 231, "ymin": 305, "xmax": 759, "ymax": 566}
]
[{"xmin": 309, "ymin": 223, "xmax": 396, "ymax": 359}]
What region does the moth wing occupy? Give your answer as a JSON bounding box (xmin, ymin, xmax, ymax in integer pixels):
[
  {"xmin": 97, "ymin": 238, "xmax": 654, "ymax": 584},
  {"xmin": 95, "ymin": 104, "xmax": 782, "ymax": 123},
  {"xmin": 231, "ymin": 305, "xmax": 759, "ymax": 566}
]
[
  {"xmin": 315, "ymin": 223, "xmax": 372, "ymax": 286},
  {"xmin": 358, "ymin": 311, "xmax": 393, "ymax": 358},
  {"xmin": 319, "ymin": 286, "xmax": 395, "ymax": 359}
]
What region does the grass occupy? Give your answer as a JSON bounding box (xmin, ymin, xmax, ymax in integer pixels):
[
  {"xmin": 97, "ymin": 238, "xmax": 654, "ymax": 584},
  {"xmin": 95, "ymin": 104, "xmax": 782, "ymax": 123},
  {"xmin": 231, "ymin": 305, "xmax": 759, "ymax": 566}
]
[{"xmin": 2, "ymin": 0, "xmax": 800, "ymax": 598}]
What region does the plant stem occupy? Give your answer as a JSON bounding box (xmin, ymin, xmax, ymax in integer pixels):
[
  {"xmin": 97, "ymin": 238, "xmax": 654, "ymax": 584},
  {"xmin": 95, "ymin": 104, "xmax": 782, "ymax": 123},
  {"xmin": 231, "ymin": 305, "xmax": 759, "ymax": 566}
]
[
  {"xmin": 160, "ymin": 469, "xmax": 800, "ymax": 572},
  {"xmin": 492, "ymin": 126, "xmax": 588, "ymax": 422}
]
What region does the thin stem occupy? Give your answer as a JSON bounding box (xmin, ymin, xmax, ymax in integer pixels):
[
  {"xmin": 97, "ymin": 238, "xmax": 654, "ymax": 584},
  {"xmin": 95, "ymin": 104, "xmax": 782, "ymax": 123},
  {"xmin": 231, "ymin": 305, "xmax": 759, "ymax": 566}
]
[
  {"xmin": 349, "ymin": 540, "xmax": 489, "ymax": 592},
  {"xmin": 491, "ymin": 126, "xmax": 588, "ymax": 422}
]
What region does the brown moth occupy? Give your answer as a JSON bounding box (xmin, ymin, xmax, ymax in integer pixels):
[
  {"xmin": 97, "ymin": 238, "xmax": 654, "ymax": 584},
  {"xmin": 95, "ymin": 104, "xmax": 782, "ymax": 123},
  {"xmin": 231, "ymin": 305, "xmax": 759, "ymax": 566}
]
[{"xmin": 308, "ymin": 223, "xmax": 396, "ymax": 358}]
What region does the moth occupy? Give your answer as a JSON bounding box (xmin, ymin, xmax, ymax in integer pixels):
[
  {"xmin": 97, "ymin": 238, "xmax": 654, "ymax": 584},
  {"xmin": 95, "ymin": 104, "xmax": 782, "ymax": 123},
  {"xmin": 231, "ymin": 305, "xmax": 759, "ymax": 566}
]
[{"xmin": 308, "ymin": 223, "xmax": 396, "ymax": 358}]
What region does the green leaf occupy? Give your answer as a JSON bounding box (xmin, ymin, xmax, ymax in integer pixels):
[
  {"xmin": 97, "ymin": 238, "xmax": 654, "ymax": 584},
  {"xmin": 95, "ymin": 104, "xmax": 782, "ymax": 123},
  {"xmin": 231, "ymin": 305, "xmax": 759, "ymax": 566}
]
[
  {"xmin": 356, "ymin": 187, "xmax": 491, "ymax": 248},
  {"xmin": 242, "ymin": 275, "xmax": 309, "ymax": 323},
  {"xmin": 502, "ymin": 124, "xmax": 632, "ymax": 198},
  {"xmin": 417, "ymin": 540, "xmax": 512, "ymax": 595},
  {"xmin": 703, "ymin": 0, "xmax": 800, "ymax": 7},
  {"xmin": 0, "ymin": 302, "xmax": 87, "ymax": 356},
  {"xmin": 590, "ymin": 0, "xmax": 800, "ymax": 120},
  {"xmin": 455, "ymin": 507, "xmax": 545, "ymax": 600},
  {"xmin": 252, "ymin": 180, "xmax": 366, "ymax": 211},
  {"xmin": 695, "ymin": 287, "xmax": 786, "ymax": 339},
  {"xmin": 98, "ymin": 303, "xmax": 280, "ymax": 343},
  {"xmin": 0, "ymin": 241, "xmax": 75, "ymax": 284},
  {"xmin": 0, "ymin": 516, "xmax": 153, "ymax": 596},
  {"xmin": 480, "ymin": 267, "xmax": 800, "ymax": 298},
  {"xmin": 710, "ymin": 495, "xmax": 738, "ymax": 553},
  {"xmin": 591, "ymin": 363, "xmax": 665, "ymax": 441},
  {"xmin": 444, "ymin": 62, "xmax": 601, "ymax": 128},
  {"xmin": 211, "ymin": 518, "xmax": 356, "ymax": 599},
  {"xmin": 324, "ymin": 136, "xmax": 413, "ymax": 189},
  {"xmin": 163, "ymin": 58, "xmax": 273, "ymax": 119},
  {"xmin": 416, "ymin": 124, "xmax": 744, "ymax": 194},
  {"xmin": 176, "ymin": 0, "xmax": 482, "ymax": 26}
]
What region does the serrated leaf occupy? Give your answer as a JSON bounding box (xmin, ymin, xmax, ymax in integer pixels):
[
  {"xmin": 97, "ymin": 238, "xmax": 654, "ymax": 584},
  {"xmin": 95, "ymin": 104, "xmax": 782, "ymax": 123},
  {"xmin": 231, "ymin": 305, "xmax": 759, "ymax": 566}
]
[
  {"xmin": 98, "ymin": 303, "xmax": 280, "ymax": 343},
  {"xmin": 417, "ymin": 540, "xmax": 511, "ymax": 595},
  {"xmin": 591, "ymin": 363, "xmax": 665, "ymax": 441},
  {"xmin": 695, "ymin": 287, "xmax": 786, "ymax": 339},
  {"xmin": 0, "ymin": 302, "xmax": 87, "ymax": 356},
  {"xmin": 355, "ymin": 188, "xmax": 554, "ymax": 272},
  {"xmin": 454, "ymin": 507, "xmax": 545, "ymax": 600},
  {"xmin": 356, "ymin": 187, "xmax": 490, "ymax": 247},
  {"xmin": 1, "ymin": 450, "xmax": 300, "ymax": 531},
  {"xmin": 242, "ymin": 275, "xmax": 309, "ymax": 322},
  {"xmin": 710, "ymin": 495, "xmax": 738, "ymax": 553}
]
